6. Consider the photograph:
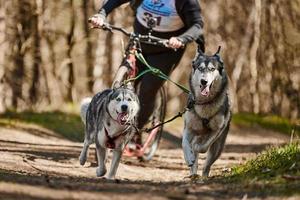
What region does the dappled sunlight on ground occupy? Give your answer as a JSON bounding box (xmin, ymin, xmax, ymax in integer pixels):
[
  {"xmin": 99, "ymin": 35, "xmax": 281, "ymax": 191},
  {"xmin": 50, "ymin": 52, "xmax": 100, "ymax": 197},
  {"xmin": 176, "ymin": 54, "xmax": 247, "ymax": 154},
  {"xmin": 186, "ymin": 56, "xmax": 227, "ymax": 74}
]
[{"xmin": 0, "ymin": 122, "xmax": 294, "ymax": 199}]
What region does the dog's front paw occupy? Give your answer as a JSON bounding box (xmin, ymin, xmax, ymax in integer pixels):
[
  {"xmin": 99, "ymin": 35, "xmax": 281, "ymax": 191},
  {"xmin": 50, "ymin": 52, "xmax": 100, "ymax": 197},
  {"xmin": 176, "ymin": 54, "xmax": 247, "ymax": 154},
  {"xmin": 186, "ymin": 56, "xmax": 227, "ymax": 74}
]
[
  {"xmin": 202, "ymin": 167, "xmax": 210, "ymax": 178},
  {"xmin": 96, "ymin": 167, "xmax": 107, "ymax": 177},
  {"xmin": 184, "ymin": 174, "xmax": 206, "ymax": 183},
  {"xmin": 106, "ymin": 174, "xmax": 116, "ymax": 180},
  {"xmin": 79, "ymin": 153, "xmax": 87, "ymax": 166},
  {"xmin": 184, "ymin": 174, "xmax": 200, "ymax": 180}
]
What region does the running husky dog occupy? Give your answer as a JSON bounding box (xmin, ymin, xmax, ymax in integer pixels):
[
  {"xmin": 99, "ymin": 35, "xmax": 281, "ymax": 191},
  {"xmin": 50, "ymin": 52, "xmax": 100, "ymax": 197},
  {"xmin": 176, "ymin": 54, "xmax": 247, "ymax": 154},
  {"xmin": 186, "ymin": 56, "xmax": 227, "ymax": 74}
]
[
  {"xmin": 182, "ymin": 46, "xmax": 231, "ymax": 178},
  {"xmin": 79, "ymin": 84, "xmax": 140, "ymax": 179}
]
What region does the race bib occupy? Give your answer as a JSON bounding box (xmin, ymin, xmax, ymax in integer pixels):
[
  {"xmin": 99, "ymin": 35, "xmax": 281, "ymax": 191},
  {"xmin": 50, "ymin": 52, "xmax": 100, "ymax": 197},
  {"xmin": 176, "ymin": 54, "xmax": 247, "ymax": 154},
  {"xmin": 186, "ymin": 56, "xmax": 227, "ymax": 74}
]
[{"xmin": 136, "ymin": 0, "xmax": 185, "ymax": 32}]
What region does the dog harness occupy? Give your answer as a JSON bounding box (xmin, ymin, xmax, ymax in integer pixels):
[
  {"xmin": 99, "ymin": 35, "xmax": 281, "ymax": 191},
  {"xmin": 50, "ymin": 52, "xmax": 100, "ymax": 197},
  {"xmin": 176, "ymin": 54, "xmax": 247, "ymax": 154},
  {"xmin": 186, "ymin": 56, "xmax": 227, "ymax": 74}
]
[
  {"xmin": 104, "ymin": 126, "xmax": 130, "ymax": 149},
  {"xmin": 186, "ymin": 93, "xmax": 214, "ymax": 130},
  {"xmin": 187, "ymin": 92, "xmax": 230, "ymax": 130}
]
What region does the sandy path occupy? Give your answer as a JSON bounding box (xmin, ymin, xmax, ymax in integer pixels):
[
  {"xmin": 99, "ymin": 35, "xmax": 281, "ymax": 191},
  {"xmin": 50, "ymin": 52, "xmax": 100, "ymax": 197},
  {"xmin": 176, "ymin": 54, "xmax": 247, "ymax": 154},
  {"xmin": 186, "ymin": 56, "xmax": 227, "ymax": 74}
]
[{"xmin": 0, "ymin": 121, "xmax": 292, "ymax": 200}]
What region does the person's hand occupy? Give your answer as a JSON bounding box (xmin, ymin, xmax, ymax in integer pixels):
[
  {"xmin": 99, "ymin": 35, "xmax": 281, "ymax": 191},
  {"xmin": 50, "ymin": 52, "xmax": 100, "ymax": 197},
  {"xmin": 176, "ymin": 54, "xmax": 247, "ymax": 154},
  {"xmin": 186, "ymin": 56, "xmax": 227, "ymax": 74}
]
[
  {"xmin": 168, "ymin": 37, "xmax": 183, "ymax": 49},
  {"xmin": 89, "ymin": 14, "xmax": 105, "ymax": 28}
]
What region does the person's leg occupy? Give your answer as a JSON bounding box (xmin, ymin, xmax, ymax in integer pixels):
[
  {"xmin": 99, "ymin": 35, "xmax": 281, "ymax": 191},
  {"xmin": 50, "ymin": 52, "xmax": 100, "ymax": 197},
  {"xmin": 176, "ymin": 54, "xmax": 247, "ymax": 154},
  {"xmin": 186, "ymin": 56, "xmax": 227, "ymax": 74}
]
[{"xmin": 136, "ymin": 49, "xmax": 185, "ymax": 129}]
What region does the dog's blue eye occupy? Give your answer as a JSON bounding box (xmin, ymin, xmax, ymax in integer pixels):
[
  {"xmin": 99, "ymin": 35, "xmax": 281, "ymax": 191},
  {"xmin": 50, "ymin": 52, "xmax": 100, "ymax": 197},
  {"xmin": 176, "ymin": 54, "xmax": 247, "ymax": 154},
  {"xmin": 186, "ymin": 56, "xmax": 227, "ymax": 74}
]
[
  {"xmin": 127, "ymin": 98, "xmax": 132, "ymax": 101},
  {"xmin": 116, "ymin": 98, "xmax": 121, "ymax": 102}
]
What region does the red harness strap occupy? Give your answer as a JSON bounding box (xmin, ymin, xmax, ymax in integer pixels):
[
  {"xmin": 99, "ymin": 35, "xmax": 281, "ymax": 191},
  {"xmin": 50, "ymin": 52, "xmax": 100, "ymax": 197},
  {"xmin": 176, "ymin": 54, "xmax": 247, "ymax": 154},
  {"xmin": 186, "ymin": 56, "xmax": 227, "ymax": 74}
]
[
  {"xmin": 127, "ymin": 52, "xmax": 137, "ymax": 78},
  {"xmin": 104, "ymin": 127, "xmax": 128, "ymax": 149}
]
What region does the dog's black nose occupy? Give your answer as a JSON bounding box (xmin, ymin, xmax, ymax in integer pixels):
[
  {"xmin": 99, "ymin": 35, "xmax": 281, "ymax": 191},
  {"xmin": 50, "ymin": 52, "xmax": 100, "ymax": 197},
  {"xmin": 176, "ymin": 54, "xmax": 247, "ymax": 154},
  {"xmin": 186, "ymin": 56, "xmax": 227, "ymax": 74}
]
[
  {"xmin": 121, "ymin": 105, "xmax": 128, "ymax": 112},
  {"xmin": 201, "ymin": 79, "xmax": 208, "ymax": 86}
]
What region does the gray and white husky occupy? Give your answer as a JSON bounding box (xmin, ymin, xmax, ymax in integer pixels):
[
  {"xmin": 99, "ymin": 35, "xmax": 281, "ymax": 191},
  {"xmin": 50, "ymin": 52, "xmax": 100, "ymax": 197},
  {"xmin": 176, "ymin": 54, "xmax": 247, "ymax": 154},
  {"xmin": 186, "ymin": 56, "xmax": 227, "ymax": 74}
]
[
  {"xmin": 182, "ymin": 46, "xmax": 231, "ymax": 178},
  {"xmin": 79, "ymin": 84, "xmax": 140, "ymax": 179}
]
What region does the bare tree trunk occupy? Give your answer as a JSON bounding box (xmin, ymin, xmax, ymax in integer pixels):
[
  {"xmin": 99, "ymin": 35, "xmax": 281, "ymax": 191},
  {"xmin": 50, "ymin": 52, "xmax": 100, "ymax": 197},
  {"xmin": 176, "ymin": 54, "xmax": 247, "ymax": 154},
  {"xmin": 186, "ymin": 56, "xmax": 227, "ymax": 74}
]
[
  {"xmin": 230, "ymin": 5, "xmax": 255, "ymax": 113},
  {"xmin": 249, "ymin": 0, "xmax": 261, "ymax": 114},
  {"xmin": 5, "ymin": 0, "xmax": 32, "ymax": 108},
  {"xmin": 0, "ymin": 0, "xmax": 6, "ymax": 113},
  {"xmin": 82, "ymin": 0, "xmax": 94, "ymax": 93},
  {"xmin": 29, "ymin": 0, "xmax": 41, "ymax": 105},
  {"xmin": 93, "ymin": 13, "xmax": 115, "ymax": 92},
  {"xmin": 41, "ymin": 0, "xmax": 64, "ymax": 107},
  {"xmin": 66, "ymin": 0, "xmax": 75, "ymax": 101},
  {"xmin": 102, "ymin": 14, "xmax": 114, "ymax": 87}
]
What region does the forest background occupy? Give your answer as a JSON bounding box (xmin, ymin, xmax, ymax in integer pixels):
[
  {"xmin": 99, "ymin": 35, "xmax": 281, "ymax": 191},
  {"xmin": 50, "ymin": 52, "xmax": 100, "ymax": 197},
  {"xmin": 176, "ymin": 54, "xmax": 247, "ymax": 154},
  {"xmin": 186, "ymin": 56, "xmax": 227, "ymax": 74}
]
[{"xmin": 0, "ymin": 0, "xmax": 299, "ymax": 120}]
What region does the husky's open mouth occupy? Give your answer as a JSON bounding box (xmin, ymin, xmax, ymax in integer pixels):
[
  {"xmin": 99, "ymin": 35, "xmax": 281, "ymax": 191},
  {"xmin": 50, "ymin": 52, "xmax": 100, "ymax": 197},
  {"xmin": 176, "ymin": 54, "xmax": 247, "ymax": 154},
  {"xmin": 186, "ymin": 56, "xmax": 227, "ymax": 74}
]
[
  {"xmin": 117, "ymin": 112, "xmax": 129, "ymax": 125},
  {"xmin": 200, "ymin": 83, "xmax": 213, "ymax": 97}
]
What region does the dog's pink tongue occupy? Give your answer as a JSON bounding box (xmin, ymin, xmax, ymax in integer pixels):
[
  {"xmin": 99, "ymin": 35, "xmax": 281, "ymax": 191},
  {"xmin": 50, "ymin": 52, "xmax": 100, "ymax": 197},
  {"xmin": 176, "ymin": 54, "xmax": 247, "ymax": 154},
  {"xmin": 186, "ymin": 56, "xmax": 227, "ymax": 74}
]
[
  {"xmin": 117, "ymin": 113, "xmax": 128, "ymax": 125},
  {"xmin": 201, "ymin": 86, "xmax": 210, "ymax": 96}
]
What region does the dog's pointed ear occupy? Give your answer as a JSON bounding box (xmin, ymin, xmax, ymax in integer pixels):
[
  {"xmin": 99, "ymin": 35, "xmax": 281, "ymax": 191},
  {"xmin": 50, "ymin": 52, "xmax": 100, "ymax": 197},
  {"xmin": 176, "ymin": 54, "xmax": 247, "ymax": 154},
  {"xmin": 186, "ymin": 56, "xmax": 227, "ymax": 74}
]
[
  {"xmin": 213, "ymin": 46, "xmax": 224, "ymax": 75},
  {"xmin": 214, "ymin": 46, "xmax": 221, "ymax": 57},
  {"xmin": 197, "ymin": 45, "xmax": 205, "ymax": 55},
  {"xmin": 191, "ymin": 59, "xmax": 197, "ymax": 70},
  {"xmin": 106, "ymin": 88, "xmax": 115, "ymax": 104},
  {"xmin": 125, "ymin": 81, "xmax": 135, "ymax": 91},
  {"xmin": 218, "ymin": 64, "xmax": 224, "ymax": 75},
  {"xmin": 192, "ymin": 46, "xmax": 205, "ymax": 70},
  {"xmin": 214, "ymin": 46, "xmax": 223, "ymax": 63}
]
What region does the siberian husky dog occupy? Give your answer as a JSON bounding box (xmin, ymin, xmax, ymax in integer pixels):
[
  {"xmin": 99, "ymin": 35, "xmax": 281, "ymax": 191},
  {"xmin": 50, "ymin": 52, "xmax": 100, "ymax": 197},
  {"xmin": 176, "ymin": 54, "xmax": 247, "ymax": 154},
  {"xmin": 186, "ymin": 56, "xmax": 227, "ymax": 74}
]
[
  {"xmin": 79, "ymin": 84, "xmax": 140, "ymax": 179},
  {"xmin": 182, "ymin": 46, "xmax": 231, "ymax": 178}
]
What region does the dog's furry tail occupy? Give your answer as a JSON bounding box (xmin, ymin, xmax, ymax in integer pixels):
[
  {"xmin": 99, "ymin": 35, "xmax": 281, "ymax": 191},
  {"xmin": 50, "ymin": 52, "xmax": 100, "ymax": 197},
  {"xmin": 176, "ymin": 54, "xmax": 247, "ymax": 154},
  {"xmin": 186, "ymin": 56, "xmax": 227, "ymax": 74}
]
[{"xmin": 80, "ymin": 97, "xmax": 92, "ymax": 124}]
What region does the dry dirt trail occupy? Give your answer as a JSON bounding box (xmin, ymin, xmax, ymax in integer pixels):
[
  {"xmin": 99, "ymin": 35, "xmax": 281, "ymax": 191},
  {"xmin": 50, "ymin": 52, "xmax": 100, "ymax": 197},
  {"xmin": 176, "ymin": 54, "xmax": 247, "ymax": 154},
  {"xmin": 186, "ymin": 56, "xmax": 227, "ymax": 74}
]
[{"xmin": 0, "ymin": 121, "xmax": 291, "ymax": 200}]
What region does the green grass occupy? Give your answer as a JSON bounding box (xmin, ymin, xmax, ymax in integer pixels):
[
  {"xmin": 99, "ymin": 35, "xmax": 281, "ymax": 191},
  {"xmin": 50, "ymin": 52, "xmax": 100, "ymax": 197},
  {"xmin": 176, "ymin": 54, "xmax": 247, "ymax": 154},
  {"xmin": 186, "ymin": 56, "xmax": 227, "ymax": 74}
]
[
  {"xmin": 222, "ymin": 142, "xmax": 300, "ymax": 196},
  {"xmin": 233, "ymin": 113, "xmax": 300, "ymax": 136},
  {"xmin": 230, "ymin": 142, "xmax": 300, "ymax": 179},
  {"xmin": 0, "ymin": 111, "xmax": 84, "ymax": 142}
]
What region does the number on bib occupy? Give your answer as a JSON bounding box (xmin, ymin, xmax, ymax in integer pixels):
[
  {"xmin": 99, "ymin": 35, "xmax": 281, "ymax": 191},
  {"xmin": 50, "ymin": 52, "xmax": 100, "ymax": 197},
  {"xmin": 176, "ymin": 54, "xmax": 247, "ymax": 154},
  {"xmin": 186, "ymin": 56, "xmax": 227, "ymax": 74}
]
[{"xmin": 142, "ymin": 12, "xmax": 162, "ymax": 26}]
